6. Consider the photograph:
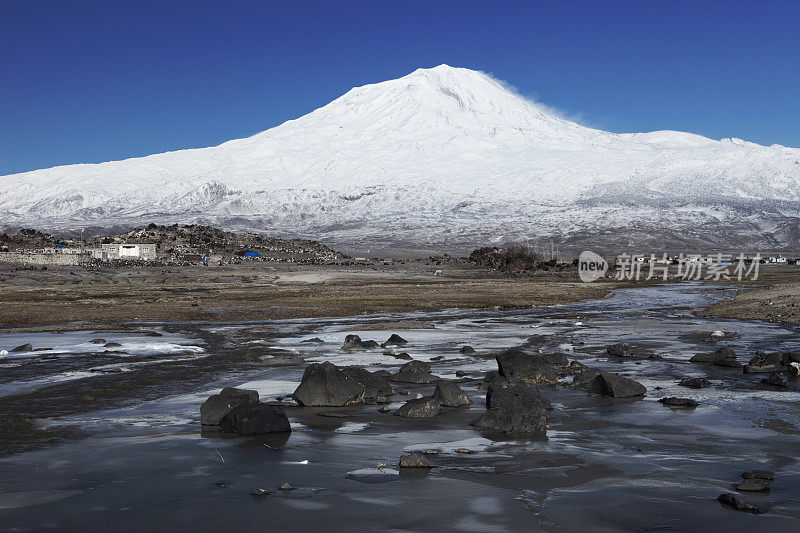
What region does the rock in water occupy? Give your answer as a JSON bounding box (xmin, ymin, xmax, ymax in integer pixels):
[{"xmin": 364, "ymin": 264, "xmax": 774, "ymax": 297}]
[
  {"xmin": 745, "ymin": 351, "xmax": 791, "ymax": 373},
  {"xmin": 737, "ymin": 478, "xmax": 770, "ymax": 492},
  {"xmin": 90, "ymin": 338, "xmax": 106, "ymax": 344},
  {"xmin": 459, "ymin": 345, "xmax": 476, "ymax": 355},
  {"xmin": 341, "ymin": 334, "xmax": 379, "ymax": 350},
  {"xmin": 742, "ymin": 470, "xmax": 775, "ymax": 481},
  {"xmin": 390, "ymin": 360, "xmax": 439, "ymax": 384},
  {"xmin": 587, "ymin": 373, "xmax": 646, "ymax": 398},
  {"xmin": 678, "ymin": 377, "xmax": 710, "ymax": 389},
  {"xmin": 300, "ymin": 337, "xmax": 325, "ymax": 344},
  {"xmin": 292, "ymin": 362, "xmax": 365, "ymax": 406},
  {"xmin": 470, "ymin": 383, "xmax": 550, "ymax": 436},
  {"xmin": 201, "ymin": 387, "xmax": 260, "ymax": 425},
  {"xmin": 381, "ymin": 334, "xmax": 408, "ymax": 348},
  {"xmin": 433, "ymin": 380, "xmax": 471, "ymax": 407},
  {"xmin": 571, "ymin": 368, "xmax": 601, "ymax": 387},
  {"xmin": 399, "ymin": 453, "xmax": 433, "ymax": 468},
  {"xmin": 658, "ymin": 397, "xmax": 698, "ymax": 407},
  {"xmin": 394, "ymin": 397, "xmax": 442, "ymax": 418},
  {"xmin": 339, "ymin": 367, "xmax": 394, "ymax": 403},
  {"xmin": 760, "ymin": 372, "xmax": 789, "ymax": 387},
  {"xmin": 219, "ymin": 403, "xmax": 291, "ymax": 435},
  {"xmin": 690, "ymin": 347, "xmax": 739, "ymax": 367},
  {"xmin": 495, "ymin": 347, "xmax": 559, "ymax": 384},
  {"xmin": 717, "ymin": 493, "xmax": 765, "ymax": 514},
  {"xmin": 605, "ymin": 343, "xmax": 650, "ymax": 357},
  {"xmin": 9, "ymin": 343, "xmax": 32, "ymax": 353}
]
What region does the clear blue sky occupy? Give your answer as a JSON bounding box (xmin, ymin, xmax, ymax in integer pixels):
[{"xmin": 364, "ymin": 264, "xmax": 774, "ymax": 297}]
[{"xmin": 2, "ymin": 0, "xmax": 799, "ymax": 175}]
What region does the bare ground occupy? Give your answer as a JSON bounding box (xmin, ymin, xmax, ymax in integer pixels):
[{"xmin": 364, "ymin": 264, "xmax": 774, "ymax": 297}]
[{"xmin": 0, "ymin": 262, "xmax": 612, "ymax": 330}]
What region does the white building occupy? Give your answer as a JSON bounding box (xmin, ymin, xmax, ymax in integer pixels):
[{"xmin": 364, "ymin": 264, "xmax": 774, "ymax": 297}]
[{"xmin": 100, "ymin": 243, "xmax": 157, "ymax": 261}]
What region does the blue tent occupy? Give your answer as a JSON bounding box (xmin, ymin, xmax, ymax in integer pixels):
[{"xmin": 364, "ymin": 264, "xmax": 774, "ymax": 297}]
[{"xmin": 244, "ymin": 251, "xmax": 262, "ymax": 258}]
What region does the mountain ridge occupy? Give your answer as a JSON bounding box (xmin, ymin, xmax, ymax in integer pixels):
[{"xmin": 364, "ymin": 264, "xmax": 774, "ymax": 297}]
[{"xmin": 2, "ymin": 64, "xmax": 799, "ymax": 253}]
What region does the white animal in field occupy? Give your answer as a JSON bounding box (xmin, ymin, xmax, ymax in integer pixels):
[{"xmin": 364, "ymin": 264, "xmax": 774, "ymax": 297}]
[{"xmin": 434, "ymin": 269, "xmax": 443, "ymax": 276}]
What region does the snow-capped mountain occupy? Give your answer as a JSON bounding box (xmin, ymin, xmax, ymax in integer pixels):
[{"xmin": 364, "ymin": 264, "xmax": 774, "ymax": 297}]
[{"xmin": 2, "ymin": 64, "xmax": 800, "ymax": 253}]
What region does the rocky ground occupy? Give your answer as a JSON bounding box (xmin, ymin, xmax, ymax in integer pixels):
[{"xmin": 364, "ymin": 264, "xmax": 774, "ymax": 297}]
[{"xmin": 699, "ymin": 266, "xmax": 800, "ymax": 326}]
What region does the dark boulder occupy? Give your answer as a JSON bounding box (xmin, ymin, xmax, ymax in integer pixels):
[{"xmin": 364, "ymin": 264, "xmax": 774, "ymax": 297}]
[
  {"xmin": 339, "ymin": 367, "xmax": 394, "ymax": 403},
  {"xmin": 390, "ymin": 360, "xmax": 439, "ymax": 384},
  {"xmin": 459, "ymin": 345, "xmax": 476, "ymax": 355},
  {"xmin": 496, "ymin": 347, "xmax": 559, "ymax": 385},
  {"xmin": 381, "ymin": 334, "xmax": 408, "ymax": 348},
  {"xmin": 219, "ymin": 403, "xmax": 291, "ymax": 435},
  {"xmin": 745, "ymin": 351, "xmax": 790, "ymax": 374},
  {"xmin": 384, "ymin": 351, "xmax": 412, "ymax": 360},
  {"xmin": 717, "ymin": 493, "xmax": 764, "ymax": 514},
  {"xmin": 486, "ymin": 383, "xmax": 553, "ymax": 411},
  {"xmin": 606, "ymin": 342, "xmax": 650, "ymax": 357},
  {"xmin": 571, "ymin": 368, "xmax": 601, "ymax": 387},
  {"xmin": 471, "ymin": 384, "xmax": 550, "ymax": 436},
  {"xmin": 478, "ymin": 371, "xmax": 510, "ymax": 391},
  {"xmin": 104, "ymin": 342, "xmax": 122, "ymax": 348},
  {"xmin": 587, "ymin": 373, "xmax": 646, "ymax": 398},
  {"xmin": 679, "ymin": 377, "xmax": 710, "ymax": 389},
  {"xmin": 760, "ymin": 372, "xmax": 789, "ymax": 387},
  {"xmin": 395, "ymin": 397, "xmax": 441, "ymax": 418},
  {"xmin": 690, "ymin": 347, "xmax": 739, "ymax": 367},
  {"xmin": 398, "ymin": 453, "xmax": 433, "ymax": 468},
  {"xmin": 658, "ymin": 397, "xmax": 698, "ymax": 407},
  {"xmin": 300, "ymin": 337, "xmax": 325, "ymax": 344},
  {"xmin": 743, "ymin": 470, "xmax": 775, "ymax": 481},
  {"xmin": 292, "ymin": 362, "xmax": 365, "ymax": 406},
  {"xmin": 9, "ymin": 343, "xmax": 32, "ymax": 353},
  {"xmin": 341, "ymin": 335, "xmax": 379, "ymax": 351},
  {"xmin": 737, "ymin": 478, "xmax": 770, "ymax": 492},
  {"xmin": 433, "ymin": 380, "xmax": 471, "ymax": 407},
  {"xmin": 201, "ymin": 387, "xmax": 260, "ymax": 425},
  {"xmin": 90, "ymin": 338, "xmax": 106, "ymax": 344}
]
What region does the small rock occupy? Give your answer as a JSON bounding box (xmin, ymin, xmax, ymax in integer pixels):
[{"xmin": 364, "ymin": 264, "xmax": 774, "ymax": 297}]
[
  {"xmin": 433, "ymin": 380, "xmax": 471, "ymax": 407},
  {"xmin": 760, "ymin": 372, "xmax": 788, "ymax": 387},
  {"xmin": 300, "ymin": 337, "xmax": 325, "ymax": 344},
  {"xmin": 690, "ymin": 347, "xmax": 739, "ymax": 367},
  {"xmin": 455, "ymin": 370, "xmax": 466, "ymax": 378},
  {"xmin": 459, "ymin": 345, "xmax": 476, "ymax": 355},
  {"xmin": 454, "ymin": 448, "xmax": 474, "ymax": 454},
  {"xmin": 219, "ymin": 403, "xmax": 291, "ymax": 435},
  {"xmin": 678, "ymin": 377, "xmax": 710, "ymax": 389},
  {"xmin": 341, "ymin": 334, "xmax": 379, "ymax": 351},
  {"xmin": 737, "ymin": 478, "xmax": 770, "ymax": 492},
  {"xmin": 378, "ymin": 405, "xmax": 390, "ymax": 413},
  {"xmin": 90, "ymin": 338, "xmax": 106, "ymax": 344},
  {"xmin": 9, "ymin": 343, "xmax": 32, "ymax": 353},
  {"xmin": 394, "ymin": 397, "xmax": 441, "ymax": 418},
  {"xmin": 658, "ymin": 397, "xmax": 698, "ymax": 407},
  {"xmin": 398, "ymin": 453, "xmax": 433, "ymax": 468},
  {"xmin": 201, "ymin": 387, "xmax": 260, "ymax": 426},
  {"xmin": 279, "ymin": 483, "xmax": 294, "ymax": 491},
  {"xmin": 103, "ymin": 342, "xmax": 123, "ymax": 348},
  {"xmin": 743, "ymin": 470, "xmax": 775, "ymax": 481},
  {"xmin": 587, "ymin": 373, "xmax": 646, "ymax": 398},
  {"xmin": 381, "ymin": 334, "xmax": 408, "ymax": 348},
  {"xmin": 717, "ymin": 493, "xmax": 764, "ymax": 514},
  {"xmin": 390, "ymin": 360, "xmax": 439, "ymax": 384},
  {"xmin": 292, "ymin": 362, "xmax": 365, "ymax": 406},
  {"xmin": 250, "ymin": 488, "xmax": 269, "ymax": 496}
]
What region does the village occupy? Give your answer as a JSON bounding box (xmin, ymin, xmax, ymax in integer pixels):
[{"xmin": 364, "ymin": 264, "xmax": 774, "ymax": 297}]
[{"xmin": 0, "ymin": 224, "xmax": 348, "ymax": 267}]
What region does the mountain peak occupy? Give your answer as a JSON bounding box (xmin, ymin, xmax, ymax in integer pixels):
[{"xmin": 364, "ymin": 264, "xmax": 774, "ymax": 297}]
[{"xmin": 2, "ymin": 66, "xmax": 800, "ymax": 252}]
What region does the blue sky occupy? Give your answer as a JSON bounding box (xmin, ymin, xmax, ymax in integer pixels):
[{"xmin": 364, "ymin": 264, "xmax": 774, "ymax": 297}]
[{"xmin": 1, "ymin": 0, "xmax": 799, "ymax": 175}]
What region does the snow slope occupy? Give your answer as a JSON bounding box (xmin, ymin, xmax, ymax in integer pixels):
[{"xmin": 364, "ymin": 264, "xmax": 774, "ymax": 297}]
[{"xmin": 2, "ymin": 65, "xmax": 799, "ymax": 252}]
